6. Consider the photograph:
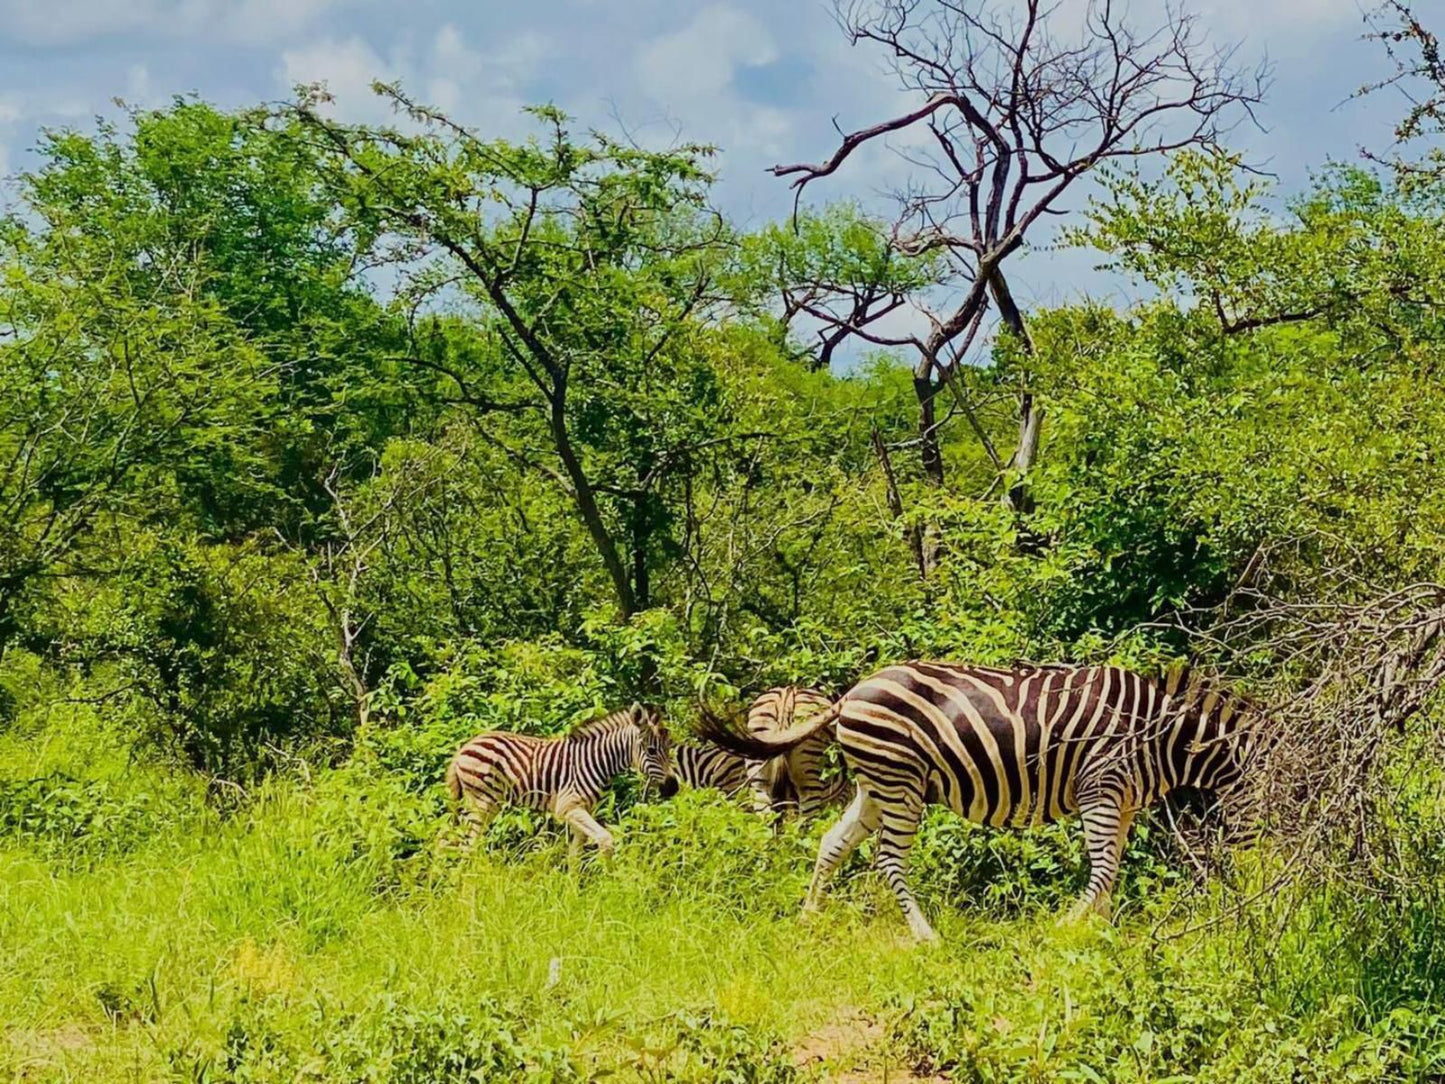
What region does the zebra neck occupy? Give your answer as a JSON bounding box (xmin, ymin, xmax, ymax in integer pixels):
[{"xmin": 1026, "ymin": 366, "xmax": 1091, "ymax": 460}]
[{"xmin": 567, "ymin": 724, "xmax": 636, "ymax": 785}]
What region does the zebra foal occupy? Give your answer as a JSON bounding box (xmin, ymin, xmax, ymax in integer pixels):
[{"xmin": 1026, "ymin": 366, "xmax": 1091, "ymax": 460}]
[
  {"xmin": 701, "ymin": 662, "xmax": 1263, "ymax": 942},
  {"xmin": 445, "ymin": 704, "xmax": 678, "ymax": 857}
]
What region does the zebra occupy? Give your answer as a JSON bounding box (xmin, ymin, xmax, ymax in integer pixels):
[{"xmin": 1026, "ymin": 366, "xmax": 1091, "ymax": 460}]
[
  {"xmin": 445, "ymin": 703, "xmax": 678, "ymax": 858},
  {"xmin": 672, "ymin": 742, "xmax": 750, "ymax": 795},
  {"xmin": 699, "ymin": 662, "xmax": 1263, "ymax": 942},
  {"xmin": 744, "ymin": 686, "xmax": 849, "ymax": 818}
]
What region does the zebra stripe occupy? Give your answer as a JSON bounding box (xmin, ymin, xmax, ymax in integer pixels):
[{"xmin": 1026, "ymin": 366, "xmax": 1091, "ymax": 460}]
[
  {"xmin": 673, "ymin": 742, "xmax": 749, "ymax": 795},
  {"xmin": 699, "ymin": 662, "xmax": 1261, "ymax": 941},
  {"xmin": 745, "ymin": 686, "xmax": 849, "ymax": 817},
  {"xmin": 445, "ymin": 703, "xmax": 677, "ymax": 857}
]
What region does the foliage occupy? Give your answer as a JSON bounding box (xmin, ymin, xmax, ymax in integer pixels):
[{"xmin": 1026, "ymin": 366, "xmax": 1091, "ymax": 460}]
[{"xmin": 3, "ymin": 50, "xmax": 1445, "ymax": 1080}]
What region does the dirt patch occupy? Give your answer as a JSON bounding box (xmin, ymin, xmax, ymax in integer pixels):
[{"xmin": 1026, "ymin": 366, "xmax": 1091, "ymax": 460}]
[{"xmin": 792, "ymin": 1010, "xmax": 948, "ymax": 1082}]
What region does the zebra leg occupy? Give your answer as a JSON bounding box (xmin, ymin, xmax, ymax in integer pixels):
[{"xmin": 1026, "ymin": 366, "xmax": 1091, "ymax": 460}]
[
  {"xmin": 747, "ymin": 758, "xmax": 779, "ymax": 817},
  {"xmin": 457, "ymin": 797, "xmax": 497, "ymax": 849},
  {"xmin": 560, "ymin": 806, "xmax": 616, "ymax": 856},
  {"xmin": 803, "ymin": 785, "xmax": 879, "ymax": 916},
  {"xmin": 873, "ymin": 792, "xmax": 936, "ymax": 943},
  {"xmin": 1067, "ymin": 801, "xmax": 1135, "ymax": 921},
  {"xmin": 567, "ymin": 821, "xmax": 585, "ymax": 864}
]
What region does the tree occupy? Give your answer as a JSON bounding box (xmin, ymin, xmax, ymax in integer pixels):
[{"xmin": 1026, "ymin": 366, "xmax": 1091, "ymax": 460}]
[
  {"xmin": 771, "ymin": 0, "xmax": 1263, "ymax": 524},
  {"xmin": 19, "ymin": 101, "xmax": 420, "ymax": 544},
  {"xmin": 287, "ymin": 86, "xmax": 741, "ymax": 622},
  {"xmin": 738, "ymin": 204, "xmax": 941, "ymax": 373},
  {"xmin": 0, "ymin": 184, "xmax": 270, "ymax": 645}
]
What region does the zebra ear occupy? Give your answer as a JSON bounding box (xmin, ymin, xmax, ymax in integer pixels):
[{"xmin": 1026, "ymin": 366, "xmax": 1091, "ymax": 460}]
[{"xmin": 628, "ymin": 702, "xmax": 645, "ymax": 725}]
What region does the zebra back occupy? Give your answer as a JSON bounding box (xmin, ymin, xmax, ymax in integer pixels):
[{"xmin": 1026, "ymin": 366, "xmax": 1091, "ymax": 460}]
[
  {"xmin": 841, "ymin": 662, "xmax": 1257, "ymax": 825},
  {"xmin": 746, "ymin": 685, "xmax": 848, "ymax": 814}
]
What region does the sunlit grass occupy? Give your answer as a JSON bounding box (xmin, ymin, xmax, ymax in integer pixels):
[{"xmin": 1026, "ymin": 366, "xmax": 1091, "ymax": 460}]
[{"xmin": 2, "ymin": 765, "xmax": 1442, "ymax": 1081}]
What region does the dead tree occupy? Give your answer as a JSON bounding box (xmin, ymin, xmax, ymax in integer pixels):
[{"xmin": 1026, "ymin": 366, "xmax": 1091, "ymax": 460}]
[{"xmin": 775, "ymin": 0, "xmax": 1264, "ymax": 517}]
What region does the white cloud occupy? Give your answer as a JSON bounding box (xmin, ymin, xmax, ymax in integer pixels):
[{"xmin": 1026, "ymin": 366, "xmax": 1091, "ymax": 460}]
[
  {"xmin": 278, "ymin": 26, "xmax": 551, "ymax": 135},
  {"xmin": 629, "ymin": 4, "xmax": 800, "ymax": 173},
  {"xmin": 0, "ymin": 96, "xmax": 21, "ymax": 124},
  {"xmin": 636, "ymin": 4, "xmax": 777, "ymax": 104},
  {"xmin": 279, "ymin": 37, "xmax": 398, "ymax": 123},
  {"xmin": 0, "ymin": 0, "xmax": 343, "ymax": 46},
  {"xmin": 425, "ymin": 24, "xmax": 547, "ymax": 126}
]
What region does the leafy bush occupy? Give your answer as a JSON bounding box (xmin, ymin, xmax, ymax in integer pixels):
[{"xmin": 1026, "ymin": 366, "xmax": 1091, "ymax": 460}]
[
  {"xmin": 609, "ymin": 790, "xmax": 815, "ymax": 918},
  {"xmin": 627, "ymin": 1011, "xmax": 814, "ymax": 1083},
  {"xmin": 172, "ymin": 994, "xmax": 585, "ymax": 1083},
  {"xmin": 99, "ymin": 537, "xmax": 341, "ymax": 778},
  {"xmin": 0, "ymin": 773, "xmax": 177, "ymax": 860}
]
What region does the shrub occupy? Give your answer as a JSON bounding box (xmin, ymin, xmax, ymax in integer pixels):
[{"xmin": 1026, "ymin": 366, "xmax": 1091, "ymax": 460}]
[
  {"xmin": 99, "ymin": 537, "xmax": 341, "ymax": 779},
  {"xmin": 0, "ymin": 772, "xmax": 177, "ymax": 861}
]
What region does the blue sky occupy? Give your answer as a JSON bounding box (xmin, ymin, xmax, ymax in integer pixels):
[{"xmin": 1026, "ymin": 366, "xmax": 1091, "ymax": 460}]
[{"xmin": 0, "ymin": 0, "xmax": 1414, "ymax": 315}]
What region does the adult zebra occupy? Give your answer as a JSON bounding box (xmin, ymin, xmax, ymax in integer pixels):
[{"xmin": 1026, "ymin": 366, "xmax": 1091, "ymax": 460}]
[
  {"xmin": 446, "ymin": 704, "xmax": 678, "ymax": 857},
  {"xmin": 745, "ymin": 686, "xmax": 849, "ymax": 818},
  {"xmin": 700, "ymin": 662, "xmax": 1263, "ymax": 942}
]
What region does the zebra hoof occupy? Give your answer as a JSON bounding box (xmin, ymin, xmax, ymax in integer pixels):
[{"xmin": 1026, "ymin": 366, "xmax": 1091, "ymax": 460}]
[{"xmin": 908, "ymin": 924, "xmax": 941, "ymax": 945}]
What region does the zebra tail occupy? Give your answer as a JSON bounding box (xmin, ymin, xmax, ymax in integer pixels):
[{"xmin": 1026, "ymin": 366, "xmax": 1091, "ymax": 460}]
[{"xmin": 696, "ymin": 700, "xmax": 842, "ymax": 759}]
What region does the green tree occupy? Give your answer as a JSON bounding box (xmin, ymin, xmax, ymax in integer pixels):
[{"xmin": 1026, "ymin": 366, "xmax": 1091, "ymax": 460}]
[
  {"xmin": 288, "ymin": 85, "xmax": 742, "ymax": 621},
  {"xmin": 0, "ymin": 188, "xmax": 270, "ymax": 644}
]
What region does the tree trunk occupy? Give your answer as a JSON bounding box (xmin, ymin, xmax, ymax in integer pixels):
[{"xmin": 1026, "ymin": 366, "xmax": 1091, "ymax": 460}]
[
  {"xmin": 872, "ymin": 429, "xmax": 927, "ymax": 580},
  {"xmin": 912, "ymin": 366, "xmax": 946, "ymax": 487},
  {"xmin": 988, "ymin": 270, "xmax": 1042, "ymax": 519},
  {"xmin": 549, "ymin": 391, "xmax": 636, "ymax": 618}
]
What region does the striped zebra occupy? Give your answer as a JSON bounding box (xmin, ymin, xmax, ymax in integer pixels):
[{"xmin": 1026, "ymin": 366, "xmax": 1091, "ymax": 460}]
[
  {"xmin": 445, "ymin": 703, "xmax": 678, "ymax": 857},
  {"xmin": 700, "ymin": 662, "xmax": 1262, "ymax": 942},
  {"xmin": 672, "ymin": 742, "xmax": 750, "ymax": 795},
  {"xmin": 745, "ymin": 686, "xmax": 849, "ymax": 818}
]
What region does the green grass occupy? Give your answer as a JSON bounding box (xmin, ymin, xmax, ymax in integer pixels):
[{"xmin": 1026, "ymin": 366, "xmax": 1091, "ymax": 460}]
[{"xmin": 3, "ymin": 723, "xmax": 1445, "ymax": 1081}]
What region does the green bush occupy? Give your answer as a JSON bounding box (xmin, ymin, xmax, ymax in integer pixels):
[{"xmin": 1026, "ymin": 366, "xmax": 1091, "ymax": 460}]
[
  {"xmin": 99, "ymin": 537, "xmax": 342, "ymax": 778},
  {"xmin": 0, "ymin": 772, "xmax": 177, "ymax": 861},
  {"xmin": 171, "ymin": 994, "xmax": 585, "ymax": 1083}
]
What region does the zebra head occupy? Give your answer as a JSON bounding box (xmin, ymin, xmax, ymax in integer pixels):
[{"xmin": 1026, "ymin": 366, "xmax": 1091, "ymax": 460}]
[{"xmin": 628, "ymin": 703, "xmax": 678, "ymax": 798}]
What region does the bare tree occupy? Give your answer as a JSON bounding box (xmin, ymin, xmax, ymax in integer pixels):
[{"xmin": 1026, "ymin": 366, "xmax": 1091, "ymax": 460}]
[{"xmin": 774, "ymin": 0, "xmax": 1264, "ymax": 521}]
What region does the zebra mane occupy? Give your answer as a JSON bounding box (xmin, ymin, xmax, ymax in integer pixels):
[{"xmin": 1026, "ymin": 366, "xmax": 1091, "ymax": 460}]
[
  {"xmin": 567, "ymin": 706, "xmax": 643, "ymax": 740},
  {"xmin": 1153, "ymin": 663, "xmax": 1265, "ymax": 729}
]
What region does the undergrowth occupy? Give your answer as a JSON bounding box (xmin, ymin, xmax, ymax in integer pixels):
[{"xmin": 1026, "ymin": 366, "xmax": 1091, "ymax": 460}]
[{"xmin": 3, "ymin": 709, "xmax": 1445, "ymax": 1082}]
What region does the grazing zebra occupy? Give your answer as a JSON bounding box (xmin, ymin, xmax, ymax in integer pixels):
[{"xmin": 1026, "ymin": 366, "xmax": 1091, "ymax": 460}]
[
  {"xmin": 672, "ymin": 742, "xmax": 750, "ymax": 795},
  {"xmin": 445, "ymin": 703, "xmax": 678, "ymax": 857},
  {"xmin": 745, "ymin": 686, "xmax": 849, "ymax": 818},
  {"xmin": 700, "ymin": 662, "xmax": 1263, "ymax": 942}
]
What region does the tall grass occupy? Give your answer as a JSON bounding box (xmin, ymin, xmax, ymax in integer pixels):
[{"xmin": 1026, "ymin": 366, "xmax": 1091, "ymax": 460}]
[{"xmin": 4, "ymin": 718, "xmax": 1445, "ymax": 1080}]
